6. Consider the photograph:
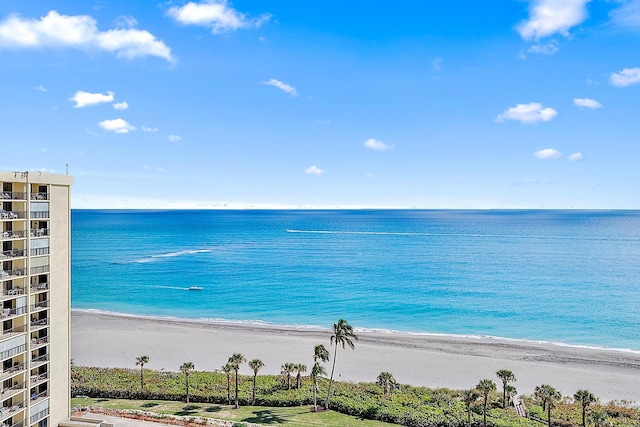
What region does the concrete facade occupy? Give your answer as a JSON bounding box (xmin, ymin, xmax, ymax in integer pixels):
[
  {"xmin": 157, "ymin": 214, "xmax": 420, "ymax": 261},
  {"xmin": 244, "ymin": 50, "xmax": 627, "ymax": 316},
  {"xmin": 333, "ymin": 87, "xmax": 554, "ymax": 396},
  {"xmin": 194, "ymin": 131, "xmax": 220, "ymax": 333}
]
[{"xmin": 0, "ymin": 171, "xmax": 73, "ymax": 427}]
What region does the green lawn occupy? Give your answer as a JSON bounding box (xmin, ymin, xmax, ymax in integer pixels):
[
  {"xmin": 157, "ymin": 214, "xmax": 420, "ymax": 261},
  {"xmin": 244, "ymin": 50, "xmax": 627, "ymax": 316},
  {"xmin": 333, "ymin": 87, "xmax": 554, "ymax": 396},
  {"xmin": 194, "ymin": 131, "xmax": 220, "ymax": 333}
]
[{"xmin": 72, "ymin": 398, "xmax": 396, "ymax": 427}]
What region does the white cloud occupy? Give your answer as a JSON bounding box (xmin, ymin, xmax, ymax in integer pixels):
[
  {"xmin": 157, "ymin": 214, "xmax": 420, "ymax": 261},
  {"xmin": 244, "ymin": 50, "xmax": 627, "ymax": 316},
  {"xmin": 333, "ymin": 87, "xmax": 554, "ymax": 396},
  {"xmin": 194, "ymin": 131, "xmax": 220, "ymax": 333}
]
[
  {"xmin": 363, "ymin": 138, "xmax": 392, "ymax": 151},
  {"xmin": 263, "ymin": 79, "xmax": 297, "ymax": 96},
  {"xmin": 573, "ymin": 98, "xmax": 602, "ymax": 109},
  {"xmin": 609, "ymin": 0, "xmax": 640, "ymax": 29},
  {"xmin": 496, "ymin": 102, "xmax": 558, "ymax": 123},
  {"xmin": 113, "ymin": 101, "xmax": 128, "ymax": 110},
  {"xmin": 610, "ymin": 67, "xmax": 640, "ymax": 87},
  {"xmin": 98, "ymin": 118, "xmax": 135, "ymax": 134},
  {"xmin": 168, "ymin": 134, "xmax": 182, "ymax": 142},
  {"xmin": 534, "ymin": 148, "xmax": 562, "ymax": 159},
  {"xmin": 0, "ymin": 11, "xmax": 173, "ymax": 61},
  {"xmin": 70, "ymin": 90, "xmax": 114, "ymax": 108},
  {"xmin": 305, "ymin": 165, "xmax": 326, "ymax": 176},
  {"xmin": 527, "ymin": 40, "xmax": 559, "ymax": 55},
  {"xmin": 34, "ymin": 85, "xmax": 47, "ymax": 92},
  {"xmin": 167, "ymin": 1, "xmax": 270, "ymax": 34},
  {"xmin": 142, "ymin": 126, "xmax": 158, "ymax": 133},
  {"xmin": 568, "ymin": 152, "xmax": 583, "ymax": 161},
  {"xmin": 517, "ymin": 0, "xmax": 591, "ymax": 40}
]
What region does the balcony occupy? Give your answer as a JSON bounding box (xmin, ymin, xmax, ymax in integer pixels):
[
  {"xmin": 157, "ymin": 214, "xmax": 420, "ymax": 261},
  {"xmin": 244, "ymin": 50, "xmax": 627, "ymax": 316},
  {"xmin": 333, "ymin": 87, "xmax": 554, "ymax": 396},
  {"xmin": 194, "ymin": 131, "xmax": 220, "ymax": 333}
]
[
  {"xmin": 0, "ymin": 401, "xmax": 25, "ymax": 422},
  {"xmin": 2, "ymin": 325, "xmax": 26, "ymax": 338},
  {"xmin": 30, "ymin": 318, "xmax": 48, "ymax": 329},
  {"xmin": 0, "ymin": 363, "xmax": 25, "ymax": 382},
  {"xmin": 30, "ymin": 283, "xmax": 48, "ymax": 293},
  {"xmin": 30, "ymin": 193, "xmax": 48, "ymax": 201},
  {"xmin": 0, "ymin": 211, "xmax": 25, "ymax": 221},
  {"xmin": 0, "ymin": 269, "xmax": 26, "ymax": 281},
  {"xmin": 0, "ymin": 231, "xmax": 26, "ymax": 240},
  {"xmin": 0, "ymin": 250, "xmax": 25, "ymax": 261},
  {"xmin": 29, "ymin": 212, "xmax": 48, "ymax": 220},
  {"xmin": 30, "ymin": 354, "xmax": 49, "ymax": 366},
  {"xmin": 0, "ymin": 380, "xmax": 25, "ymax": 399},
  {"xmin": 30, "ymin": 389, "xmax": 48, "ymax": 402},
  {"xmin": 29, "ymin": 229, "xmax": 48, "ymax": 238},
  {"xmin": 30, "ymin": 337, "xmax": 48, "ymax": 349},
  {"xmin": 29, "ymin": 266, "xmax": 49, "ymax": 275},
  {"xmin": 29, "ymin": 248, "xmax": 48, "ymax": 257},
  {"xmin": 30, "ymin": 408, "xmax": 48, "ymax": 425},
  {"xmin": 1, "ymin": 288, "xmax": 25, "ymax": 298},
  {"xmin": 0, "ymin": 192, "xmax": 25, "ymax": 201},
  {"xmin": 0, "ymin": 345, "xmax": 26, "ymax": 361},
  {"xmin": 30, "ymin": 301, "xmax": 48, "ymax": 312},
  {"xmin": 1, "ymin": 307, "xmax": 27, "ymax": 319}
]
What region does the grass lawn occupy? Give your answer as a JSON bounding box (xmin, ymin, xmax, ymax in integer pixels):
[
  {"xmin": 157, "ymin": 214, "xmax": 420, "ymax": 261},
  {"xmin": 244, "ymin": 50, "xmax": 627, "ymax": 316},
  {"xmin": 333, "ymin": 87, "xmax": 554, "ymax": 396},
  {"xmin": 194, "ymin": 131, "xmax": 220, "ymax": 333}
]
[{"xmin": 72, "ymin": 398, "xmax": 396, "ymax": 427}]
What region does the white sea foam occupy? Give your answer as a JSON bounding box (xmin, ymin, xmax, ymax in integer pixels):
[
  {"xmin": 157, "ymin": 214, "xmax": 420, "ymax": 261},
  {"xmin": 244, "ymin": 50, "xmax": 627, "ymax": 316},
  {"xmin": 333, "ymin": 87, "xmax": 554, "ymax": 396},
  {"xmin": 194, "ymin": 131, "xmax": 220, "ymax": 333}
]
[{"xmin": 132, "ymin": 249, "xmax": 212, "ymax": 263}]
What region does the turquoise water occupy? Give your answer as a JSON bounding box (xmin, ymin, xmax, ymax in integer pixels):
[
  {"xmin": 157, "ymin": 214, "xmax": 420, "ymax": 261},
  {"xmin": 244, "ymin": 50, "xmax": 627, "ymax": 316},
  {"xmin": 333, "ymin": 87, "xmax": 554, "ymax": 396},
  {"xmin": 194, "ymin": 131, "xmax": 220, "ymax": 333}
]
[{"xmin": 71, "ymin": 210, "xmax": 640, "ymax": 351}]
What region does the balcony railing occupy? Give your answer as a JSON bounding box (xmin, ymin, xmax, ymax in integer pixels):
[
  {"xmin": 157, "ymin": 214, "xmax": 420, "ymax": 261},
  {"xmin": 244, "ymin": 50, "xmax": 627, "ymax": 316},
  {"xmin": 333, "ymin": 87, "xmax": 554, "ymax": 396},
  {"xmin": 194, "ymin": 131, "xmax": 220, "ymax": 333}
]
[
  {"xmin": 30, "ymin": 389, "xmax": 48, "ymax": 402},
  {"xmin": 29, "ymin": 212, "xmax": 49, "ymax": 220},
  {"xmin": 1, "ymin": 306, "xmax": 27, "ymax": 318},
  {"xmin": 30, "ymin": 266, "xmax": 49, "ymax": 275},
  {"xmin": 30, "ymin": 229, "xmax": 48, "ymax": 238},
  {"xmin": 0, "ymin": 230, "xmax": 26, "ymax": 240},
  {"xmin": 0, "ymin": 400, "xmax": 25, "ymax": 417},
  {"xmin": 0, "ymin": 269, "xmax": 25, "ymax": 280},
  {"xmin": 0, "ymin": 250, "xmax": 25, "ymax": 260},
  {"xmin": 1, "ymin": 380, "xmax": 26, "ymax": 397},
  {"xmin": 30, "ymin": 407, "xmax": 48, "ymax": 424},
  {"xmin": 0, "ymin": 344, "xmax": 26, "ymax": 361},
  {"xmin": 0, "ymin": 211, "xmax": 25, "ymax": 220},
  {"xmin": 2, "ymin": 325, "xmax": 26, "ymax": 335},
  {"xmin": 30, "ymin": 372, "xmax": 49, "ymax": 384},
  {"xmin": 31, "ymin": 354, "xmax": 49, "ymax": 364},
  {"xmin": 30, "ymin": 283, "xmax": 48, "ymax": 292},
  {"xmin": 0, "ymin": 192, "xmax": 25, "ymax": 200},
  {"xmin": 30, "ymin": 300, "xmax": 48, "ymax": 311},
  {"xmin": 30, "ymin": 193, "xmax": 48, "ymax": 201},
  {"xmin": 2, "ymin": 287, "xmax": 25, "ymax": 297},
  {"xmin": 31, "ymin": 318, "xmax": 48, "ymax": 328},
  {"xmin": 1, "ymin": 363, "xmax": 25, "ymax": 378},
  {"xmin": 30, "ymin": 336, "xmax": 48, "ymax": 347},
  {"xmin": 30, "ymin": 248, "xmax": 49, "ymax": 257}
]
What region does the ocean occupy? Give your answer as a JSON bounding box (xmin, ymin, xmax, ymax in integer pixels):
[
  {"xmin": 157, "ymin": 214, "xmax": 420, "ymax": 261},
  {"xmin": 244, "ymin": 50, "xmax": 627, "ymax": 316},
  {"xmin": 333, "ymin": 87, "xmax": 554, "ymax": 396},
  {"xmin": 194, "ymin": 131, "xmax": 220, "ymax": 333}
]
[{"xmin": 71, "ymin": 210, "xmax": 640, "ymax": 351}]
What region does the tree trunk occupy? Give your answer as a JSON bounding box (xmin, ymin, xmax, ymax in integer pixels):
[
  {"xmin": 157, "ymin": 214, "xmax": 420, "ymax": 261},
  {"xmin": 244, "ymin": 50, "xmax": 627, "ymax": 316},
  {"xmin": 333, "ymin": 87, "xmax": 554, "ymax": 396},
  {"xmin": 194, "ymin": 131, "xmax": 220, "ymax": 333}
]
[
  {"xmin": 324, "ymin": 345, "xmax": 338, "ymax": 409},
  {"xmin": 313, "ymin": 376, "xmax": 317, "ymax": 412},
  {"xmin": 234, "ymin": 369, "xmax": 239, "ymax": 409},
  {"xmin": 483, "ymin": 396, "xmax": 488, "ymax": 427},
  {"xmin": 252, "ymin": 374, "xmax": 257, "ymax": 405},
  {"xmin": 226, "ymin": 375, "xmax": 231, "ymax": 405},
  {"xmin": 185, "ymin": 376, "xmax": 190, "ymax": 404},
  {"xmin": 140, "ymin": 367, "xmax": 144, "ymax": 390},
  {"xmin": 582, "ymin": 406, "xmax": 586, "ymax": 427},
  {"xmin": 548, "ymin": 405, "xmax": 552, "ymax": 427},
  {"xmin": 503, "ymin": 383, "xmax": 506, "ymax": 409},
  {"xmin": 467, "ymin": 407, "xmax": 472, "ymax": 427}
]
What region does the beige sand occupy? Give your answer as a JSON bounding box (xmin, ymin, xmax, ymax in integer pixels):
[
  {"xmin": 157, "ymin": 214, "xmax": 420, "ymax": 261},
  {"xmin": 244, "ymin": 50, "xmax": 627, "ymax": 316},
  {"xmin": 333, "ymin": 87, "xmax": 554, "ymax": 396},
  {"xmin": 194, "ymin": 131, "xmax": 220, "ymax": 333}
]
[{"xmin": 71, "ymin": 310, "xmax": 640, "ymax": 403}]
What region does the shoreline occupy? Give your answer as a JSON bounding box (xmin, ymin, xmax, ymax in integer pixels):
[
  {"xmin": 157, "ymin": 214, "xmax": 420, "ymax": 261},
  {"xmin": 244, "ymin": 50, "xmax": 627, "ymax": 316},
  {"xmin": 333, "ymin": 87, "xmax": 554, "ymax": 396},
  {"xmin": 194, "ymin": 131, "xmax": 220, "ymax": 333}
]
[
  {"xmin": 71, "ymin": 310, "xmax": 640, "ymax": 403},
  {"xmin": 72, "ymin": 308, "xmax": 640, "ymax": 356}
]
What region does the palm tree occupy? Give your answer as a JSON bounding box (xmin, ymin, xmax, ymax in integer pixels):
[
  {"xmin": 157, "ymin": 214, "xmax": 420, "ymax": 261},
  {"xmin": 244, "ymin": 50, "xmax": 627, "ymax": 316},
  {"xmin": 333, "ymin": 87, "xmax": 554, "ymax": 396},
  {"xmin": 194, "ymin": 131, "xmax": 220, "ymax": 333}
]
[
  {"xmin": 248, "ymin": 359, "xmax": 264, "ymax": 405},
  {"xmin": 221, "ymin": 363, "xmax": 233, "ymax": 405},
  {"xmin": 376, "ymin": 372, "xmax": 398, "ymax": 398},
  {"xmin": 314, "ymin": 344, "xmax": 330, "ymax": 363},
  {"xmin": 228, "ymin": 353, "xmax": 246, "ymax": 409},
  {"xmin": 281, "ymin": 362, "xmax": 295, "ymax": 390},
  {"xmin": 135, "ymin": 355, "xmax": 149, "ymax": 390},
  {"xmin": 295, "ymin": 363, "xmax": 307, "ymax": 389},
  {"xmin": 311, "ymin": 362, "xmax": 327, "ymax": 412},
  {"xmin": 462, "ymin": 389, "xmax": 480, "ymax": 427},
  {"xmin": 536, "ymin": 384, "xmax": 561, "ymax": 427},
  {"xmin": 324, "ymin": 318, "xmax": 358, "ymax": 410},
  {"xmin": 505, "ymin": 385, "xmax": 517, "ymax": 407},
  {"xmin": 574, "ymin": 389, "xmax": 597, "ymax": 427},
  {"xmin": 476, "ymin": 379, "xmax": 496, "ymax": 427},
  {"xmin": 496, "ymin": 369, "xmax": 516, "ymax": 409},
  {"xmin": 590, "ymin": 410, "xmax": 608, "ymax": 427},
  {"xmin": 180, "ymin": 362, "xmax": 194, "ymax": 404}
]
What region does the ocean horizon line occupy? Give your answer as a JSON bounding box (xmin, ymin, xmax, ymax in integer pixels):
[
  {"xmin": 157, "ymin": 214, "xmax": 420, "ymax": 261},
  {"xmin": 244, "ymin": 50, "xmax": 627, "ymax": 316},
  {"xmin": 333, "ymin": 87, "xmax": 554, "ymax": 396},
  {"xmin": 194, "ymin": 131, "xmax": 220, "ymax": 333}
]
[{"xmin": 72, "ymin": 308, "xmax": 640, "ymax": 356}]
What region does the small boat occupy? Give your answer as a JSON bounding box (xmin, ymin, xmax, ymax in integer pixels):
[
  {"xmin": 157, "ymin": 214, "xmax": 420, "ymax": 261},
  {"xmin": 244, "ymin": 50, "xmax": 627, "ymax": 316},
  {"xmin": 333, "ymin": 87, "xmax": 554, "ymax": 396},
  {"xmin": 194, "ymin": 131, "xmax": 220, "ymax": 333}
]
[{"xmin": 187, "ymin": 286, "xmax": 203, "ymax": 291}]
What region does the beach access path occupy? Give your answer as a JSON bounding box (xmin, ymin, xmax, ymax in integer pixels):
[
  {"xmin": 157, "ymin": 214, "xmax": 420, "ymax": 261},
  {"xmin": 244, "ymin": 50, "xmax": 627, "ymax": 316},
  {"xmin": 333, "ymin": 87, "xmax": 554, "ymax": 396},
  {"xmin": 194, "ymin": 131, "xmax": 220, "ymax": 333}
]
[{"xmin": 71, "ymin": 310, "xmax": 640, "ymax": 403}]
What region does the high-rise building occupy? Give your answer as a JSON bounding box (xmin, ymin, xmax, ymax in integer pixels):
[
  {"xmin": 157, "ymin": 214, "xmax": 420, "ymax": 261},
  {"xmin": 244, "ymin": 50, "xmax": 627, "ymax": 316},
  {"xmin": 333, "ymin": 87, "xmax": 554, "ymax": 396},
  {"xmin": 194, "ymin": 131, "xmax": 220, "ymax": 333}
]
[{"xmin": 0, "ymin": 171, "xmax": 73, "ymax": 427}]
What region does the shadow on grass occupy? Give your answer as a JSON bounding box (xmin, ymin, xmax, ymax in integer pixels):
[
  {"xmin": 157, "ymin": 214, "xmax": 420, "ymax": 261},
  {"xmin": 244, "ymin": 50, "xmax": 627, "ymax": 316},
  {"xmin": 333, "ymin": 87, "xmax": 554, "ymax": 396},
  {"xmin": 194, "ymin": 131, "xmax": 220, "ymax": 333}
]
[
  {"xmin": 175, "ymin": 405, "xmax": 200, "ymax": 416},
  {"xmin": 141, "ymin": 402, "xmax": 159, "ymax": 408},
  {"xmin": 204, "ymin": 406, "xmax": 224, "ymax": 413},
  {"xmin": 241, "ymin": 409, "xmax": 291, "ymax": 425},
  {"xmin": 95, "ymin": 399, "xmax": 109, "ymax": 403}
]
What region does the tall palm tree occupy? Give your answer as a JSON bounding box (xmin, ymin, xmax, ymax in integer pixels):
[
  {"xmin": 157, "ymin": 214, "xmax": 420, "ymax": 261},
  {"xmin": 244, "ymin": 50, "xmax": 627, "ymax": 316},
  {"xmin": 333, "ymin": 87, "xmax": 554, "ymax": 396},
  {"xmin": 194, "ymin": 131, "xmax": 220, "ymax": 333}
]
[
  {"xmin": 574, "ymin": 389, "xmax": 597, "ymax": 427},
  {"xmin": 311, "ymin": 362, "xmax": 327, "ymax": 412},
  {"xmin": 295, "ymin": 363, "xmax": 307, "ymax": 389},
  {"xmin": 476, "ymin": 379, "xmax": 496, "ymax": 427},
  {"xmin": 221, "ymin": 363, "xmax": 233, "ymax": 405},
  {"xmin": 228, "ymin": 353, "xmax": 246, "ymax": 409},
  {"xmin": 376, "ymin": 372, "xmax": 398, "ymax": 398},
  {"xmin": 314, "ymin": 344, "xmax": 330, "ymax": 364},
  {"xmin": 496, "ymin": 369, "xmax": 516, "ymax": 409},
  {"xmin": 537, "ymin": 384, "xmax": 561, "ymax": 427},
  {"xmin": 324, "ymin": 318, "xmax": 358, "ymax": 410},
  {"xmin": 281, "ymin": 363, "xmax": 295, "ymax": 390},
  {"xmin": 180, "ymin": 362, "xmax": 195, "ymax": 404},
  {"xmin": 462, "ymin": 389, "xmax": 480, "ymax": 427},
  {"xmin": 505, "ymin": 385, "xmax": 517, "ymax": 407},
  {"xmin": 135, "ymin": 355, "xmax": 149, "ymax": 390},
  {"xmin": 248, "ymin": 359, "xmax": 264, "ymax": 405}
]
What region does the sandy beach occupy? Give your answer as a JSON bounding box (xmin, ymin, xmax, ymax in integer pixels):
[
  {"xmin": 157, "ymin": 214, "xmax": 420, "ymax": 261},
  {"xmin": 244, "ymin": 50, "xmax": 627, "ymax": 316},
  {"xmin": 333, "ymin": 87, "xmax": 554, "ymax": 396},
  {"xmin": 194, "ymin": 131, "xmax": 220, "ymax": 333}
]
[{"xmin": 71, "ymin": 310, "xmax": 640, "ymax": 403}]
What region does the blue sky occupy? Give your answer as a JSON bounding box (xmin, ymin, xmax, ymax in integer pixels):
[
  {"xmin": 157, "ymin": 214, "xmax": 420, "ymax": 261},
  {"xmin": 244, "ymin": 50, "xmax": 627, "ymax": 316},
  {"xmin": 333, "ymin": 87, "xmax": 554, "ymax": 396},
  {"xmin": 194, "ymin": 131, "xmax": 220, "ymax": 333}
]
[{"xmin": 1, "ymin": 0, "xmax": 639, "ymax": 209}]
